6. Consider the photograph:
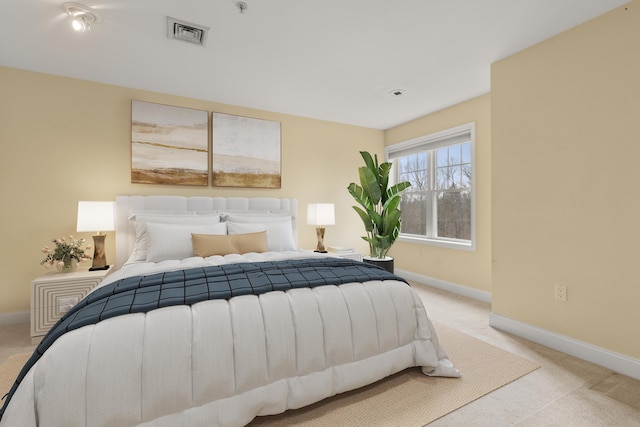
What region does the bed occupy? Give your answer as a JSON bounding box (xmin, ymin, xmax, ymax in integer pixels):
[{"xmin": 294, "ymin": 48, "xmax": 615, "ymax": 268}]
[{"xmin": 0, "ymin": 195, "xmax": 459, "ymax": 427}]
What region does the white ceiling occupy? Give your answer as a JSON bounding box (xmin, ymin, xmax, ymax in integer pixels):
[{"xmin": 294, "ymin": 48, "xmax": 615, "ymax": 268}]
[{"xmin": 1, "ymin": 0, "xmax": 629, "ymax": 129}]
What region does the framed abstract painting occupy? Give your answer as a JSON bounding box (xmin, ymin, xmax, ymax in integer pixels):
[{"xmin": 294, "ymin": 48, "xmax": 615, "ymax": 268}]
[
  {"xmin": 211, "ymin": 112, "xmax": 281, "ymax": 188},
  {"xmin": 131, "ymin": 100, "xmax": 209, "ymax": 186}
]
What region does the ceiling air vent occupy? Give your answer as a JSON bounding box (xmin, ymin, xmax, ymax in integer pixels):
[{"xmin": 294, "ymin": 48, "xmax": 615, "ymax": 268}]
[{"xmin": 167, "ymin": 17, "xmax": 209, "ymax": 46}]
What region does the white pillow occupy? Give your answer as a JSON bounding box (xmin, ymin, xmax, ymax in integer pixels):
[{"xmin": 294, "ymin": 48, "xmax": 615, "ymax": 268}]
[
  {"xmin": 227, "ymin": 220, "xmax": 296, "ymax": 251},
  {"xmin": 128, "ymin": 214, "xmax": 221, "ymax": 262},
  {"xmin": 146, "ymin": 222, "xmax": 227, "ymax": 262}
]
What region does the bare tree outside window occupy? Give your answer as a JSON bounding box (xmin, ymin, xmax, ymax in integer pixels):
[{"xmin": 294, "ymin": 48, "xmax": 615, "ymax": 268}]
[
  {"xmin": 435, "ymin": 143, "xmax": 471, "ymax": 240},
  {"xmin": 398, "ymin": 152, "xmax": 428, "ymax": 236}
]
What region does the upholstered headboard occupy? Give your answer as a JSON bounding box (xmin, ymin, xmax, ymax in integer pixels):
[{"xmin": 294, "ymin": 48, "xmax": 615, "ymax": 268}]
[{"xmin": 115, "ymin": 196, "xmax": 298, "ymax": 268}]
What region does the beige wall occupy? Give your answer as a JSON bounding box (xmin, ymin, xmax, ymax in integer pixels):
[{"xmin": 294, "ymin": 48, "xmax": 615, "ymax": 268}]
[
  {"xmin": 492, "ymin": 3, "xmax": 640, "ymax": 358},
  {"xmin": 384, "ymin": 94, "xmax": 492, "ymax": 293},
  {"xmin": 0, "ymin": 67, "xmax": 382, "ymax": 314}
]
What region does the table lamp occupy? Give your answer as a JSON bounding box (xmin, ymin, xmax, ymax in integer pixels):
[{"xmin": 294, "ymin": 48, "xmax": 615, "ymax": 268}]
[
  {"xmin": 76, "ymin": 201, "xmax": 115, "ymax": 271},
  {"xmin": 307, "ymin": 203, "xmax": 335, "ymax": 253}
]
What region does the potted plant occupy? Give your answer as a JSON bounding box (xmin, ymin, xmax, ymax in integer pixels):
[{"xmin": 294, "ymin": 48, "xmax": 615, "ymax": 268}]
[{"xmin": 347, "ymin": 151, "xmax": 411, "ymax": 273}]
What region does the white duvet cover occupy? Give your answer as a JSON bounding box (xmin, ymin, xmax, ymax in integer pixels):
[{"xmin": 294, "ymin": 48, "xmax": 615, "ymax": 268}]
[{"xmin": 1, "ymin": 252, "xmax": 459, "ymax": 427}]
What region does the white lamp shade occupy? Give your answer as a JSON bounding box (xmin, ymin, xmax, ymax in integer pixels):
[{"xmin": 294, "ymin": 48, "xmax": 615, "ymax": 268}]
[
  {"xmin": 77, "ymin": 201, "xmax": 115, "ymax": 233},
  {"xmin": 307, "ymin": 203, "xmax": 335, "ymax": 226}
]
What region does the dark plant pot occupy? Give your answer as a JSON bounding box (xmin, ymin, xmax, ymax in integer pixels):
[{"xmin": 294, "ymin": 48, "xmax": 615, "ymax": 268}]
[{"xmin": 363, "ymin": 256, "xmax": 394, "ymax": 273}]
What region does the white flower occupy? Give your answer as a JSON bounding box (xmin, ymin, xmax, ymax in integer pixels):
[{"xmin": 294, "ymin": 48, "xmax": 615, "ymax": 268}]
[{"xmin": 40, "ymin": 236, "xmax": 92, "ymax": 267}]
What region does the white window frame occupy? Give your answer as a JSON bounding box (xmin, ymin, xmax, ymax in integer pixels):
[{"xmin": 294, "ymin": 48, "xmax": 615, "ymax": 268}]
[{"xmin": 385, "ymin": 122, "xmax": 476, "ymax": 251}]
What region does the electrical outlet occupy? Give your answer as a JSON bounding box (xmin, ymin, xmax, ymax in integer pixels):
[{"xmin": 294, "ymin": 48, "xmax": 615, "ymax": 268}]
[{"xmin": 554, "ymin": 285, "xmax": 567, "ymax": 302}]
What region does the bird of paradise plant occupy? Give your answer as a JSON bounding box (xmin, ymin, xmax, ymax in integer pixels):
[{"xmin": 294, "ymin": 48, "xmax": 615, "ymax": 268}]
[{"xmin": 347, "ymin": 151, "xmax": 411, "ymax": 260}]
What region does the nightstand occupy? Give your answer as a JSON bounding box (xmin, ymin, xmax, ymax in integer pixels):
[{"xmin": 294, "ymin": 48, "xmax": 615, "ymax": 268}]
[
  {"xmin": 305, "ymin": 249, "xmax": 362, "ymax": 261},
  {"xmin": 327, "ymin": 249, "xmax": 363, "ymax": 261},
  {"xmin": 30, "ymin": 266, "xmax": 114, "ymax": 339}
]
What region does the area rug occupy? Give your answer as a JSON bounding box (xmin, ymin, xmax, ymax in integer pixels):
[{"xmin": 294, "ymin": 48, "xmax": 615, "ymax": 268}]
[
  {"xmin": 0, "ymin": 324, "xmax": 540, "ymax": 426},
  {"xmin": 249, "ymin": 323, "xmax": 540, "ymax": 426}
]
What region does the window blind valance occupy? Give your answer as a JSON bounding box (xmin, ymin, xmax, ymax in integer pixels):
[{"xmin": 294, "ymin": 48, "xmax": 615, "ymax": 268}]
[{"xmin": 386, "ymin": 123, "xmax": 472, "ymax": 160}]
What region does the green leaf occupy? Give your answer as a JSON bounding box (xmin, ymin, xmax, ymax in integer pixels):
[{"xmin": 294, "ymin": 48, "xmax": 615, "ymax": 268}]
[
  {"xmin": 382, "ymin": 209, "xmax": 402, "ymax": 238},
  {"xmin": 378, "ymin": 162, "xmax": 392, "ymax": 203},
  {"xmin": 360, "ymin": 151, "xmax": 376, "ymax": 173},
  {"xmin": 359, "ymin": 166, "xmax": 381, "ymax": 205},
  {"xmin": 382, "ymin": 194, "xmax": 401, "ymax": 213},
  {"xmin": 347, "ymin": 183, "xmax": 372, "ymax": 211},
  {"xmin": 352, "ymin": 205, "xmax": 373, "ymax": 232},
  {"xmin": 385, "ymin": 181, "xmax": 411, "ymax": 201},
  {"xmin": 370, "ymin": 209, "xmax": 383, "ymax": 234},
  {"xmin": 378, "ymin": 162, "xmax": 392, "ymax": 182}
]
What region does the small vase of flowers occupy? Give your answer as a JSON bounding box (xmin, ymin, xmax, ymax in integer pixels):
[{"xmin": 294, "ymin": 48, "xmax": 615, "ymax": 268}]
[{"xmin": 41, "ymin": 235, "xmax": 92, "ymax": 273}]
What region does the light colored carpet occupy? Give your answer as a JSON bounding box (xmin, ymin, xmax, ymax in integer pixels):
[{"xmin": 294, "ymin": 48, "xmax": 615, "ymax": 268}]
[
  {"xmin": 249, "ymin": 323, "xmax": 540, "ymax": 426},
  {"xmin": 0, "ymin": 324, "xmax": 539, "ymax": 426}
]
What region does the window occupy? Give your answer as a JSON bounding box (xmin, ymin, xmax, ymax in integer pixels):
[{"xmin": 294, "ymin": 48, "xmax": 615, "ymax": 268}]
[{"xmin": 385, "ymin": 123, "xmax": 475, "ymax": 250}]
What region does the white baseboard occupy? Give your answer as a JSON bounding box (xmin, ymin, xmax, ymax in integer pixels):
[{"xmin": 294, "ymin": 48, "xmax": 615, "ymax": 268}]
[
  {"xmin": 490, "ymin": 313, "xmax": 640, "ymax": 381},
  {"xmin": 0, "ymin": 310, "xmax": 29, "ymax": 326},
  {"xmin": 395, "ymin": 268, "xmax": 492, "ymax": 303},
  {"xmin": 395, "ymin": 268, "xmax": 640, "ymax": 380}
]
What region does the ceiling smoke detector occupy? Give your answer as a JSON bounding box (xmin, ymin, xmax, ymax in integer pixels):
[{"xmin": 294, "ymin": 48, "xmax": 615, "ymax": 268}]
[
  {"xmin": 236, "ymin": 2, "xmax": 248, "ymax": 14},
  {"xmin": 167, "ymin": 17, "xmax": 209, "ymax": 46},
  {"xmin": 389, "ymin": 89, "xmax": 407, "ymax": 98}
]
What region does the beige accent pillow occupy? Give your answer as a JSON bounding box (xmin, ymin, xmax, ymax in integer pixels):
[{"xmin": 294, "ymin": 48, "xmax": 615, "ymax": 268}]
[
  {"xmin": 232, "ymin": 231, "xmax": 269, "ymax": 253},
  {"xmin": 192, "ymin": 234, "xmax": 237, "ymax": 257},
  {"xmin": 192, "ymin": 231, "xmax": 268, "ymax": 257}
]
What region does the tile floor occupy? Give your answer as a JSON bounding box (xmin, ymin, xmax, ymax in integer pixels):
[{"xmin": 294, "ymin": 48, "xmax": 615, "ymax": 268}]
[
  {"xmin": 410, "ymin": 282, "xmax": 640, "ymax": 426},
  {"xmin": 1, "ymin": 282, "xmax": 639, "ymax": 426}
]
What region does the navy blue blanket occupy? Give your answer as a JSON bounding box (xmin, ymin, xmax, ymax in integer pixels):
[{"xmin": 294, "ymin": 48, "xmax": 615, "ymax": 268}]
[{"xmin": 0, "ymin": 257, "xmax": 407, "ymax": 420}]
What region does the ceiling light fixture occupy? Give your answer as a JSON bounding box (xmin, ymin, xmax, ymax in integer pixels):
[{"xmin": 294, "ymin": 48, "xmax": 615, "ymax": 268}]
[{"xmin": 62, "ymin": 2, "xmax": 101, "ymax": 32}]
